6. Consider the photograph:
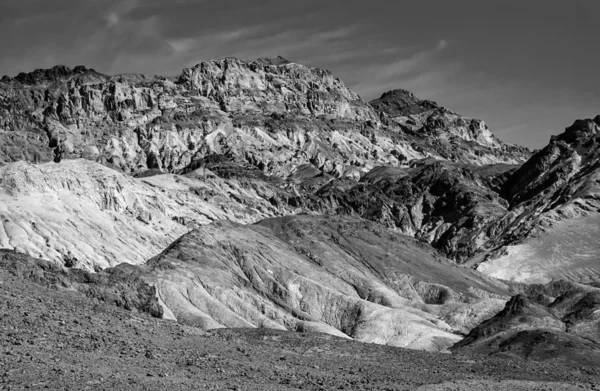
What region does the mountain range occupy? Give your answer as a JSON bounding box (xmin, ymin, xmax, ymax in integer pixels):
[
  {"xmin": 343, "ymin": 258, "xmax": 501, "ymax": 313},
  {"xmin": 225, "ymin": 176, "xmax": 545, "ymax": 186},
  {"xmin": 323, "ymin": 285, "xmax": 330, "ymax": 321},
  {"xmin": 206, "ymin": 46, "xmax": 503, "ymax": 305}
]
[{"xmin": 1, "ymin": 56, "xmax": 599, "ymax": 375}]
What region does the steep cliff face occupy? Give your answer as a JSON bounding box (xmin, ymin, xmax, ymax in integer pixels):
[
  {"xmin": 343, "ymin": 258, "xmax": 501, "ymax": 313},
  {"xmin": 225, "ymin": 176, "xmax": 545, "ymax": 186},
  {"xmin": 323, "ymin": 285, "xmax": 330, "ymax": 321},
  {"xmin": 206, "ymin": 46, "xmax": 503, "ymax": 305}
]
[
  {"xmin": 504, "ymin": 116, "xmax": 600, "ymax": 208},
  {"xmin": 178, "ymin": 56, "xmax": 375, "ymax": 120}
]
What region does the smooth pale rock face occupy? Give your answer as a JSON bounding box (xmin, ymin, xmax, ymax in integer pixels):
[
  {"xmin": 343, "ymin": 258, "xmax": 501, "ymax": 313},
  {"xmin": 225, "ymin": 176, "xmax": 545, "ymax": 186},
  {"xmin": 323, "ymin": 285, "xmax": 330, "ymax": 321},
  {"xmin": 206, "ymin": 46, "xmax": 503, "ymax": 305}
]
[
  {"xmin": 477, "ymin": 208, "xmax": 600, "ymax": 284},
  {"xmin": 0, "ymin": 159, "xmax": 291, "ymax": 269},
  {"xmin": 143, "ymin": 215, "xmax": 510, "ymax": 351}
]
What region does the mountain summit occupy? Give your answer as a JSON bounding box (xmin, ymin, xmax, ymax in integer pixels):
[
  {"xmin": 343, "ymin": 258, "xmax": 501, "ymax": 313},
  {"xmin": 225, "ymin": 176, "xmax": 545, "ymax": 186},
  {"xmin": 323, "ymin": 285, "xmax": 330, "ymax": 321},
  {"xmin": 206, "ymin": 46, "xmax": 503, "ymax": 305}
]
[{"xmin": 370, "ymin": 89, "xmax": 440, "ymax": 116}]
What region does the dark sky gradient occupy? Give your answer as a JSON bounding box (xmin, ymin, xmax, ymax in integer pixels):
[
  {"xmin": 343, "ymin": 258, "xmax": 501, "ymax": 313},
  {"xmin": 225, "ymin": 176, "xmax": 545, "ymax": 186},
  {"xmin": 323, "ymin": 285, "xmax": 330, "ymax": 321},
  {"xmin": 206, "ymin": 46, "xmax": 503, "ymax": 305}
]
[{"xmin": 1, "ymin": 0, "xmax": 599, "ymax": 148}]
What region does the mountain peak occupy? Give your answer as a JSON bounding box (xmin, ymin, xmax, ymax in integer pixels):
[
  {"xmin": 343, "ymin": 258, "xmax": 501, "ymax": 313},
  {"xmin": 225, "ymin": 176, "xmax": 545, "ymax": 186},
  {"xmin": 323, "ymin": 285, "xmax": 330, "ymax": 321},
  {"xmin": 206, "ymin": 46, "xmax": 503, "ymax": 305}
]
[
  {"xmin": 252, "ymin": 56, "xmax": 292, "ymax": 66},
  {"xmin": 370, "ymin": 89, "xmax": 439, "ymax": 117},
  {"xmin": 378, "ymin": 89, "xmax": 418, "ymax": 100},
  {"xmin": 557, "ymin": 116, "xmax": 600, "ymax": 143}
]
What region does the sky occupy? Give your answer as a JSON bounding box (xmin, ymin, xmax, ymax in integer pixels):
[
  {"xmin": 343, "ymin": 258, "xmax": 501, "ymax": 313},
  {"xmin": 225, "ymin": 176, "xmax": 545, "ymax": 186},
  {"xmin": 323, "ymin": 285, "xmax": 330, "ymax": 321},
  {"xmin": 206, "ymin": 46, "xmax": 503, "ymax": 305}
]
[{"xmin": 1, "ymin": 0, "xmax": 599, "ymax": 149}]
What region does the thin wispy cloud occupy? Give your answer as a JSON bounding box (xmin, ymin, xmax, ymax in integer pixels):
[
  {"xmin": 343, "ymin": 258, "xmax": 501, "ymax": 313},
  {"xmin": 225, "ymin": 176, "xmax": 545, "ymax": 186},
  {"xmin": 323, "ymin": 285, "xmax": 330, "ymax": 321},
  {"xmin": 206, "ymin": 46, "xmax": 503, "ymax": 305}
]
[
  {"xmin": 312, "ymin": 26, "xmax": 359, "ymax": 41},
  {"xmin": 166, "ymin": 37, "xmax": 198, "ymax": 53},
  {"xmin": 348, "ymin": 39, "xmax": 455, "ymax": 99}
]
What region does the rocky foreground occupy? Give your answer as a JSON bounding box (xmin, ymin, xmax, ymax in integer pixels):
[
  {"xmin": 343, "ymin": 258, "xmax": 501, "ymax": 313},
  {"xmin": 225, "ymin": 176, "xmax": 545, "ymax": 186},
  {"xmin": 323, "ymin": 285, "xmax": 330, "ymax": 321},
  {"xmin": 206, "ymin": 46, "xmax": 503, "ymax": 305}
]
[{"xmin": 1, "ymin": 251, "xmax": 598, "ymax": 391}]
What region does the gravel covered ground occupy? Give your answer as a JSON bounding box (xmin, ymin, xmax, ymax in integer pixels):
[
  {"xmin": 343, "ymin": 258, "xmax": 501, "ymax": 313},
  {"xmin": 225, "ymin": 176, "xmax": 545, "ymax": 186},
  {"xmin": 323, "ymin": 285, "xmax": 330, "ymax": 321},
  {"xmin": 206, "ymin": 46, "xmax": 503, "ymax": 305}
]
[{"xmin": 1, "ymin": 263, "xmax": 599, "ymax": 391}]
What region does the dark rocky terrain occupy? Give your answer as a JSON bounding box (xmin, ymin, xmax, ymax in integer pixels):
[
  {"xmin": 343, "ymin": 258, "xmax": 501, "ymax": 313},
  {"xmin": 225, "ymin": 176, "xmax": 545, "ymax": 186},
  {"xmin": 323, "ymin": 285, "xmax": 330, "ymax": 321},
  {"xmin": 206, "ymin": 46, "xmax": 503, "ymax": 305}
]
[
  {"xmin": 1, "ymin": 57, "xmax": 600, "ymax": 388},
  {"xmin": 453, "ymin": 280, "xmax": 600, "ymax": 367}
]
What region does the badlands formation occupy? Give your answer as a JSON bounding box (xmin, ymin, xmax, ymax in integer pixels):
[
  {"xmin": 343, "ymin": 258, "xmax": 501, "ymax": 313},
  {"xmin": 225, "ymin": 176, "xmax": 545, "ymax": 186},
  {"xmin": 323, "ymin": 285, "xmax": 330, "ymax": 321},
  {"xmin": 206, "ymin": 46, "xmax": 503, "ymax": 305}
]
[{"xmin": 1, "ymin": 56, "xmax": 600, "ymax": 380}]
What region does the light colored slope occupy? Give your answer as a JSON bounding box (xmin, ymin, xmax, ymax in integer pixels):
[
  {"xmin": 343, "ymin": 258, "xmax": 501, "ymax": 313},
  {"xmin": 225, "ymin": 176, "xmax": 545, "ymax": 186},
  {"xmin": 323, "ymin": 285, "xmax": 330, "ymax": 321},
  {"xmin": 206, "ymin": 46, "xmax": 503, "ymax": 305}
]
[
  {"xmin": 145, "ymin": 221, "xmax": 460, "ymax": 351},
  {"xmin": 144, "ymin": 216, "xmax": 510, "ymax": 352},
  {"xmin": 477, "ymin": 215, "xmax": 600, "ymax": 284},
  {"xmin": 0, "ymin": 159, "xmax": 286, "ymax": 269}
]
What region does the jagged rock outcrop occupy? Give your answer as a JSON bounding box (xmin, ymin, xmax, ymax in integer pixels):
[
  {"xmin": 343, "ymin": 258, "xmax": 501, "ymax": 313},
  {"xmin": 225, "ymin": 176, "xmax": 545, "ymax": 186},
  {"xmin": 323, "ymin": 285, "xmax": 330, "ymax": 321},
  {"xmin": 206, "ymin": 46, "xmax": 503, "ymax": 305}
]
[
  {"xmin": 0, "ymin": 60, "xmax": 393, "ymax": 178},
  {"xmin": 177, "ymin": 56, "xmax": 376, "ymax": 120},
  {"xmin": 452, "ymin": 280, "xmax": 600, "ymax": 367},
  {"xmin": 503, "ymin": 115, "xmax": 600, "ymax": 213},
  {"xmin": 316, "ymin": 159, "xmax": 515, "ymax": 260},
  {"xmin": 253, "ymin": 158, "xmax": 517, "ymax": 261},
  {"xmin": 370, "ymin": 89, "xmax": 440, "ymax": 117},
  {"xmin": 0, "ymin": 249, "xmax": 162, "ymax": 317}
]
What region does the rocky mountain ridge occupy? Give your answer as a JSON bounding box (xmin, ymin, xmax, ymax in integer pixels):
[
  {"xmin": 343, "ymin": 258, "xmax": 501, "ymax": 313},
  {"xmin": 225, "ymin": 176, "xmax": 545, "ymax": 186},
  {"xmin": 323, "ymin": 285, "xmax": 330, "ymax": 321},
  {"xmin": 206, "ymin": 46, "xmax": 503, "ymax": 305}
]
[
  {"xmin": 0, "ymin": 59, "xmax": 528, "ymax": 178},
  {"xmin": 1, "ymin": 57, "xmax": 600, "ymax": 367},
  {"xmin": 0, "ymin": 58, "xmax": 539, "ymax": 264}
]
